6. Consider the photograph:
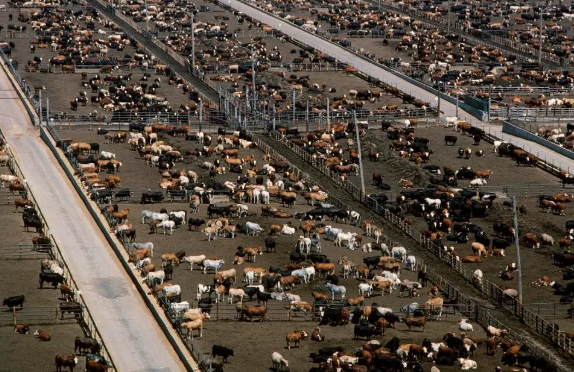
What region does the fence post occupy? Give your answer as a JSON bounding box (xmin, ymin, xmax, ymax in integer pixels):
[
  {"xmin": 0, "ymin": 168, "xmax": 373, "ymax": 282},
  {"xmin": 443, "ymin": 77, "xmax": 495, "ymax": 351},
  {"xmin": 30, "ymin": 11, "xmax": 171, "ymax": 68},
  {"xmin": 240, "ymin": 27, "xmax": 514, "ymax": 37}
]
[
  {"xmin": 56, "ymin": 305, "xmax": 59, "ymax": 324},
  {"xmin": 288, "ymin": 306, "xmax": 292, "ymax": 321},
  {"xmin": 216, "ymin": 301, "xmax": 219, "ymax": 321},
  {"xmin": 12, "ymin": 306, "xmax": 16, "ymax": 326}
]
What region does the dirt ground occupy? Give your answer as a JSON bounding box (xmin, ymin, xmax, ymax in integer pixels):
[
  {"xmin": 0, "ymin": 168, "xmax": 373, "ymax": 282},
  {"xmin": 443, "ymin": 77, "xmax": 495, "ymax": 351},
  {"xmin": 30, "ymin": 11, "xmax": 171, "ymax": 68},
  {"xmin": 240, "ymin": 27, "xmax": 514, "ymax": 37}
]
[
  {"xmin": 0, "ymin": 165, "xmax": 85, "ymax": 372},
  {"xmin": 283, "ymin": 124, "xmax": 574, "ymax": 322},
  {"xmin": 56, "ymin": 127, "xmax": 517, "ymax": 372}
]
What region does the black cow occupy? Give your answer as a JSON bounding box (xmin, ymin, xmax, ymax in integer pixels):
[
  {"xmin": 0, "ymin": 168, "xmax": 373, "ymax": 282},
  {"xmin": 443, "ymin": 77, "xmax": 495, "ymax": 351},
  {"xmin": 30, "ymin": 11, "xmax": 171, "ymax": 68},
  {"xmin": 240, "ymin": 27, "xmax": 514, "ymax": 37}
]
[
  {"xmin": 308, "ymin": 253, "xmax": 329, "ymax": 263},
  {"xmin": 212, "ymin": 345, "xmax": 234, "ymax": 363},
  {"xmin": 354, "ymin": 323, "xmax": 382, "ymax": 340},
  {"xmin": 39, "ymin": 272, "xmax": 65, "ymax": 289},
  {"xmin": 3, "ymin": 295, "xmax": 25, "ymax": 308},
  {"xmin": 321, "ymin": 307, "xmax": 343, "ymax": 325},
  {"xmin": 444, "ymin": 135, "xmax": 457, "ymax": 145},
  {"xmin": 290, "ymin": 252, "xmax": 305, "ymax": 263},
  {"xmin": 256, "ymin": 291, "xmax": 272, "ymax": 304},
  {"xmin": 75, "ymin": 336, "xmax": 100, "ymax": 354},
  {"xmin": 281, "ymin": 196, "xmax": 296, "ymax": 207},
  {"xmin": 207, "ymin": 204, "xmax": 232, "ymax": 218},
  {"xmin": 188, "ymin": 218, "xmax": 206, "ymax": 231},
  {"xmin": 492, "ymin": 238, "xmax": 511, "ymax": 249},
  {"xmin": 140, "ymin": 191, "xmax": 164, "ymax": 204},
  {"xmin": 384, "ymin": 312, "xmax": 401, "ymax": 328},
  {"xmin": 264, "ymin": 237, "xmax": 276, "ymax": 252},
  {"xmin": 363, "ymin": 256, "xmax": 381, "ymax": 269}
]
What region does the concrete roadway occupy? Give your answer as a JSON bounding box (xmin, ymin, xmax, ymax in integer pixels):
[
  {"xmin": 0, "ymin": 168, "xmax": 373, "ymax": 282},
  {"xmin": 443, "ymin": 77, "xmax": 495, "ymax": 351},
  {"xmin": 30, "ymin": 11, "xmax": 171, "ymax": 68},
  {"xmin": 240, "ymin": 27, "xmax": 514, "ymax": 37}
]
[
  {"xmin": 0, "ymin": 68, "xmax": 187, "ymax": 370},
  {"xmin": 227, "ymin": 0, "xmax": 574, "ymax": 172}
]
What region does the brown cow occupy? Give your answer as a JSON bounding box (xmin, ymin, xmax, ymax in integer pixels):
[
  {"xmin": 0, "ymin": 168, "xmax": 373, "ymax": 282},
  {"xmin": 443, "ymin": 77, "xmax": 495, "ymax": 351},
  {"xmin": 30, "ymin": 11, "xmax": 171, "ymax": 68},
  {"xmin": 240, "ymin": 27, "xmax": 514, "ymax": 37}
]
[
  {"xmin": 403, "ymin": 316, "xmax": 426, "ymax": 332},
  {"xmin": 242, "ymin": 305, "xmax": 267, "ymax": 322},
  {"xmin": 14, "ymin": 198, "xmax": 33, "ymax": 211},
  {"xmin": 14, "ymin": 323, "xmax": 29, "ymax": 334},
  {"xmin": 35, "ymin": 329, "xmax": 51, "ymax": 341},
  {"xmin": 313, "ymin": 263, "xmax": 335, "ymax": 276},
  {"xmin": 286, "ymin": 330, "xmax": 308, "ymax": 349},
  {"xmin": 462, "ymin": 256, "xmax": 482, "ymax": 263},
  {"xmin": 55, "ymin": 354, "xmax": 78, "ymax": 372}
]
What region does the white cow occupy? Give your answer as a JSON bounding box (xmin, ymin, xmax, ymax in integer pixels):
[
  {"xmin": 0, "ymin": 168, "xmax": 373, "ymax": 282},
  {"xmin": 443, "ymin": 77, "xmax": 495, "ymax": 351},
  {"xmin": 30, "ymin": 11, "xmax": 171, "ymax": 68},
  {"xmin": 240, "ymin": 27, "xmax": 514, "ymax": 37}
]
[
  {"xmin": 162, "ymin": 285, "xmax": 181, "ymax": 297},
  {"xmin": 202, "ymin": 259, "xmax": 225, "ymax": 274},
  {"xmin": 325, "ymin": 283, "xmax": 346, "ymax": 300},
  {"xmin": 325, "ymin": 226, "xmax": 342, "ymax": 241},
  {"xmin": 197, "ymin": 284, "xmax": 211, "ymax": 301},
  {"xmin": 135, "ymin": 257, "xmax": 152, "ymax": 269},
  {"xmin": 470, "ymin": 178, "xmax": 487, "ymax": 187},
  {"xmin": 158, "ymin": 220, "xmax": 175, "ymax": 235},
  {"xmin": 245, "ymin": 222, "xmax": 264, "ymax": 235},
  {"xmin": 458, "ymin": 358, "xmax": 477, "ymax": 370},
  {"xmin": 291, "ymin": 269, "xmax": 310, "ymax": 284},
  {"xmin": 406, "ymin": 256, "xmax": 416, "ymax": 271},
  {"xmin": 100, "ymin": 151, "xmax": 116, "ymax": 160},
  {"xmin": 297, "ymin": 236, "xmax": 311, "ymax": 254},
  {"xmin": 392, "ymin": 247, "xmax": 408, "ymax": 263},
  {"xmin": 170, "ymin": 301, "xmax": 190, "ymax": 313},
  {"xmin": 334, "ymin": 232, "xmax": 357, "ymax": 247},
  {"xmin": 359, "ymin": 283, "xmax": 373, "ymax": 297},
  {"xmin": 144, "ymin": 270, "xmax": 165, "ymax": 286},
  {"xmin": 281, "ymin": 224, "xmax": 296, "ymax": 235},
  {"xmin": 181, "ymin": 255, "xmax": 206, "ymax": 270},
  {"xmin": 425, "ymin": 198, "xmax": 441, "ymax": 208}
]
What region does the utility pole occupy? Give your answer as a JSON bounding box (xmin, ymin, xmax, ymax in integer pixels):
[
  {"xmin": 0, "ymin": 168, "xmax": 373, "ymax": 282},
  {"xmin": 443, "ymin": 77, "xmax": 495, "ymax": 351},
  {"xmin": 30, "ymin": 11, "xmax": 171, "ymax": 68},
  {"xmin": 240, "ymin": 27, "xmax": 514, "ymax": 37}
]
[
  {"xmin": 46, "ymin": 97, "xmax": 49, "ymax": 127},
  {"xmin": 436, "ymin": 82, "xmax": 441, "ymax": 126},
  {"xmin": 326, "ymin": 97, "xmax": 330, "ymax": 131},
  {"xmin": 251, "ymin": 53, "xmax": 256, "ymax": 112},
  {"xmin": 512, "ymin": 196, "xmax": 523, "ymax": 304},
  {"xmin": 447, "ymin": 1, "xmax": 451, "ymax": 32},
  {"xmin": 144, "ymin": 0, "xmax": 149, "ymax": 32},
  {"xmin": 538, "ymin": 10, "xmax": 543, "ymax": 65},
  {"xmin": 292, "ymin": 90, "xmax": 296, "ymax": 125},
  {"xmin": 198, "ymin": 98, "xmax": 203, "ymax": 132},
  {"xmin": 353, "ymin": 111, "xmax": 366, "ymax": 198},
  {"xmin": 455, "ymin": 92, "xmax": 459, "ymax": 118},
  {"xmin": 191, "ymin": 11, "xmax": 195, "ymax": 74}
]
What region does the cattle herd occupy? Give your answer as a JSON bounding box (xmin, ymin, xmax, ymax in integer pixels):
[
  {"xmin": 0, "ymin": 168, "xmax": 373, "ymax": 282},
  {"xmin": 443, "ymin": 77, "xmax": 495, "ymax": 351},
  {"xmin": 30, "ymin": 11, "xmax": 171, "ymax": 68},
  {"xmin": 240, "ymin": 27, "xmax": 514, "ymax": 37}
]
[{"xmin": 3, "ymin": 0, "xmax": 574, "ymax": 371}]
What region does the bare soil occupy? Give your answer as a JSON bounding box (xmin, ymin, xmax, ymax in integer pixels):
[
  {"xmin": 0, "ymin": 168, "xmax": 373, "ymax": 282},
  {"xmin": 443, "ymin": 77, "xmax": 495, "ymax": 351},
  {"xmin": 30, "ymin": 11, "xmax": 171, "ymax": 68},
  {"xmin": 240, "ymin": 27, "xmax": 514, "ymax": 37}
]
[{"xmin": 56, "ymin": 127, "xmax": 523, "ymax": 372}]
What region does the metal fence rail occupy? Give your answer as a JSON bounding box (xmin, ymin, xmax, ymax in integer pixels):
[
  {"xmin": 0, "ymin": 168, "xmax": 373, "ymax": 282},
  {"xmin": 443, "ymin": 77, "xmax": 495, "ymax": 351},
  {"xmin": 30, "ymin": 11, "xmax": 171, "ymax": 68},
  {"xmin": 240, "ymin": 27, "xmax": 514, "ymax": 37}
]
[
  {"xmin": 0, "ymin": 244, "xmax": 52, "ymax": 259},
  {"xmin": 264, "ymin": 130, "xmax": 574, "ymax": 363},
  {"xmin": 0, "ymin": 129, "xmax": 117, "ymax": 371},
  {"xmin": 0, "ymin": 305, "xmax": 80, "ymax": 326}
]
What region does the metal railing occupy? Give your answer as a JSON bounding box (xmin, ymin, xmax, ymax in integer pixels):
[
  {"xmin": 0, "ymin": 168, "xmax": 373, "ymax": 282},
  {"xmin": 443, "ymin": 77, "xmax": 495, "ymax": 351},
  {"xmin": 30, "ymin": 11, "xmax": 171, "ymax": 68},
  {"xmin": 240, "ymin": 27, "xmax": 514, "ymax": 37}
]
[
  {"xmin": 0, "ymin": 244, "xmax": 51, "ymax": 259},
  {"xmin": 0, "ymin": 129, "xmax": 117, "ymax": 371},
  {"xmin": 266, "ymin": 130, "xmax": 574, "ymax": 361},
  {"xmin": 0, "ymin": 305, "xmax": 81, "ymax": 326}
]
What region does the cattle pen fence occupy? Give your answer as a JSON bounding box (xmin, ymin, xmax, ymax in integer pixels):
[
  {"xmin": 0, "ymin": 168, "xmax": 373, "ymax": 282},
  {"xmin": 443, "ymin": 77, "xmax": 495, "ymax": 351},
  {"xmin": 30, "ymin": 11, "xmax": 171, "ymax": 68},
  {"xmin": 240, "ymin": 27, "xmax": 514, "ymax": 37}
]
[
  {"xmin": 0, "ymin": 305, "xmax": 82, "ymax": 327},
  {"xmin": 0, "ymin": 243, "xmax": 51, "ymax": 260},
  {"xmin": 252, "ymin": 133, "xmax": 572, "ymax": 371},
  {"xmin": 0, "ymin": 129, "xmax": 117, "ymax": 370}
]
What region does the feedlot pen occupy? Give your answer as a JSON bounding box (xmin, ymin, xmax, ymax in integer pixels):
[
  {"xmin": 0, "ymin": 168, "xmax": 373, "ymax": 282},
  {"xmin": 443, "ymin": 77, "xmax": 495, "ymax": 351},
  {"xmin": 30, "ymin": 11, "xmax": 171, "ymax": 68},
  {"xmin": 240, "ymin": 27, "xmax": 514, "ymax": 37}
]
[{"xmin": 52, "ymin": 125, "xmax": 572, "ymax": 372}]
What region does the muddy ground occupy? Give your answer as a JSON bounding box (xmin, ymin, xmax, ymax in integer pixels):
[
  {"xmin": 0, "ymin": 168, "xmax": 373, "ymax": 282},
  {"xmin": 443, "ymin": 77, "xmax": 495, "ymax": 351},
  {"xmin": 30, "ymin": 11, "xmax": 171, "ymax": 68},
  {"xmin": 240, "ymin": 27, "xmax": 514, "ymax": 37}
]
[
  {"xmin": 56, "ymin": 127, "xmax": 516, "ymax": 372},
  {"xmin": 0, "ymin": 164, "xmax": 86, "ymax": 372}
]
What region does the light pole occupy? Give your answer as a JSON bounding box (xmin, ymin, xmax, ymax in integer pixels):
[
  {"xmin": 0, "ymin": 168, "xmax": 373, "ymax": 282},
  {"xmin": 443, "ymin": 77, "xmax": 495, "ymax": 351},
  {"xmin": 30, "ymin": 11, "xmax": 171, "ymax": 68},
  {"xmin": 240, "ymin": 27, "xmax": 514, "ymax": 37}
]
[
  {"xmin": 538, "ymin": 10, "xmax": 543, "ymax": 65},
  {"xmin": 251, "ymin": 52, "xmax": 256, "ymax": 112},
  {"xmin": 353, "ymin": 111, "xmax": 366, "ymax": 197},
  {"xmin": 191, "ymin": 11, "xmax": 195, "ymax": 74},
  {"xmin": 435, "ymin": 81, "xmax": 442, "ymax": 126},
  {"xmin": 144, "ymin": 0, "xmax": 149, "ymax": 32},
  {"xmin": 512, "ymin": 197, "xmax": 523, "ymax": 304},
  {"xmin": 455, "ymin": 91, "xmax": 460, "ymax": 118}
]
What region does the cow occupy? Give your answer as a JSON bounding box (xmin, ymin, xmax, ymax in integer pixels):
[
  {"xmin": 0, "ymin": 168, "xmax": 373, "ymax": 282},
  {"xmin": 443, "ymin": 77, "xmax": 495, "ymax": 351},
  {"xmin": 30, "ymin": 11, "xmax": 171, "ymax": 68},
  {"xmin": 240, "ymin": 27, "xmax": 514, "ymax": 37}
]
[
  {"xmin": 39, "ymin": 272, "xmax": 65, "ymax": 289},
  {"xmin": 286, "ymin": 330, "xmax": 308, "ymax": 349},
  {"xmin": 271, "ymin": 352, "xmax": 289, "ymax": 371},
  {"xmin": 242, "ymin": 305, "xmax": 267, "ymax": 322},
  {"xmin": 55, "ymin": 354, "xmax": 78, "ymax": 372},
  {"xmin": 3, "ymin": 295, "xmax": 25, "ymax": 308},
  {"xmin": 75, "ymin": 337, "xmax": 100, "ymax": 354},
  {"xmin": 403, "ymin": 316, "xmax": 427, "ymax": 332},
  {"xmin": 212, "ymin": 345, "xmax": 234, "ymax": 363}
]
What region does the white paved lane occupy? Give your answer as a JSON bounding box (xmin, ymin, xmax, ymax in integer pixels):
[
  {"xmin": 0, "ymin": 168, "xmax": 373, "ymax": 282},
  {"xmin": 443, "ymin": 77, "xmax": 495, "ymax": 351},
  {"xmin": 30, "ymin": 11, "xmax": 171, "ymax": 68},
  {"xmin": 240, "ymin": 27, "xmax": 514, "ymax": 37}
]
[
  {"xmin": 229, "ymin": 0, "xmax": 574, "ymax": 172},
  {"xmin": 0, "ymin": 68, "xmax": 186, "ymax": 371}
]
